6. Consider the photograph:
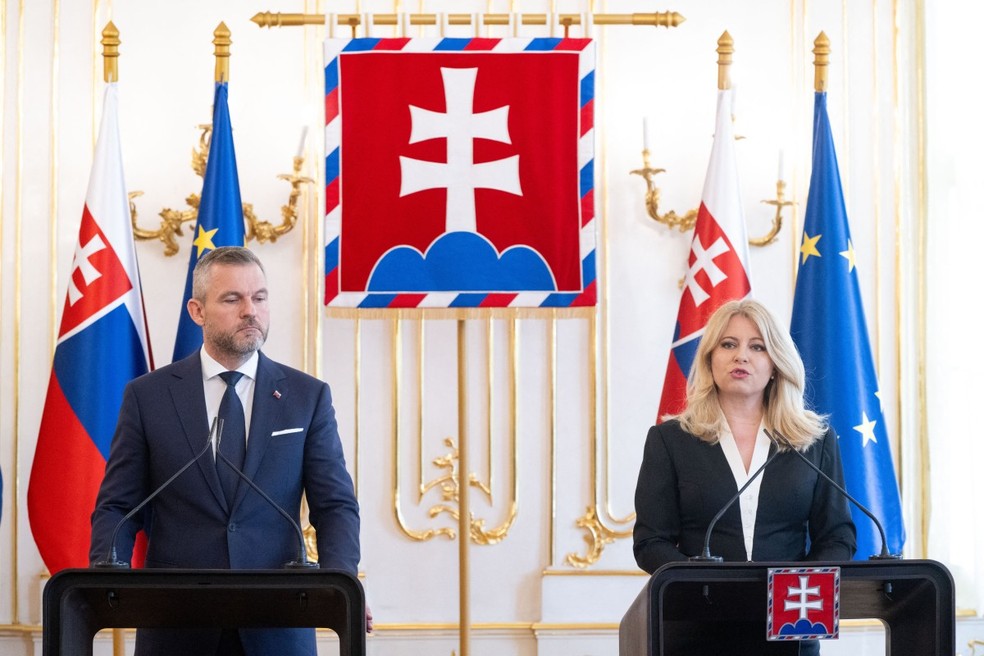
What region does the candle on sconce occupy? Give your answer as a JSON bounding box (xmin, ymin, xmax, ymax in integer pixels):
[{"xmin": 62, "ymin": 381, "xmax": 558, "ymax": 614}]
[
  {"xmin": 643, "ymin": 118, "xmax": 651, "ymax": 152},
  {"xmin": 777, "ymin": 148, "xmax": 786, "ymax": 182},
  {"xmin": 295, "ymin": 126, "xmax": 309, "ymax": 159}
]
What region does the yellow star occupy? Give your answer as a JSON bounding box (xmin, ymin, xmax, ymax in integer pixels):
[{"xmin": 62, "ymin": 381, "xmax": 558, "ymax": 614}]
[
  {"xmin": 853, "ymin": 411, "xmax": 878, "ymax": 447},
  {"xmin": 193, "ymin": 225, "xmax": 219, "ymax": 258},
  {"xmin": 839, "ymin": 239, "xmax": 856, "ymax": 272},
  {"xmin": 800, "ymin": 232, "xmax": 822, "ymax": 265}
]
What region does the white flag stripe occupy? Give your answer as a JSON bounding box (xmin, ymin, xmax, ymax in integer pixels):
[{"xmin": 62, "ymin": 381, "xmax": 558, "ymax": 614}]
[{"xmin": 81, "ymin": 83, "xmax": 152, "ymax": 365}]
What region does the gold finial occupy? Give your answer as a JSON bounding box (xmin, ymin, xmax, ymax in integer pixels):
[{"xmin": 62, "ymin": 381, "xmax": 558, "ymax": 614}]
[
  {"xmin": 716, "ymin": 31, "xmax": 734, "ymax": 91},
  {"xmin": 101, "ymin": 21, "xmax": 120, "ymax": 83},
  {"xmin": 813, "ymin": 31, "xmax": 830, "ymax": 92},
  {"xmin": 214, "ymin": 22, "xmax": 231, "ymax": 83}
]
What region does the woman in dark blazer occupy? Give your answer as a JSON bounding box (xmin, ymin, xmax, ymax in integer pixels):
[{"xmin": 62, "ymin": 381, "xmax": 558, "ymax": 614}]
[{"xmin": 634, "ymin": 299, "xmax": 856, "ymax": 655}]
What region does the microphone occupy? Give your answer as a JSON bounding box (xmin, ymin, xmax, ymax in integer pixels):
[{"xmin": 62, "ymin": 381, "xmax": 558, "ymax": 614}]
[
  {"xmin": 95, "ymin": 417, "xmax": 219, "ymax": 568},
  {"xmin": 214, "ymin": 419, "xmax": 319, "ymax": 569},
  {"xmin": 764, "ymin": 429, "xmax": 901, "ymax": 560},
  {"xmin": 691, "ymin": 443, "xmax": 785, "ymax": 562}
]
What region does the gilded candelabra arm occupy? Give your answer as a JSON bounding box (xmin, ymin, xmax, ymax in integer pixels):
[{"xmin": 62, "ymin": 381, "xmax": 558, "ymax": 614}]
[
  {"xmin": 131, "ymin": 125, "xmax": 210, "ymax": 256},
  {"xmin": 135, "ymin": 120, "xmax": 307, "ymax": 255},
  {"xmin": 969, "ymin": 639, "xmax": 984, "ymax": 656},
  {"xmin": 191, "ymin": 125, "xmax": 211, "ymax": 177},
  {"xmin": 245, "ymin": 156, "xmax": 315, "ymax": 245},
  {"xmin": 129, "ymin": 191, "xmax": 200, "ymax": 257},
  {"xmin": 749, "ymin": 179, "xmax": 794, "ymax": 247},
  {"xmin": 630, "ymin": 149, "xmax": 698, "ymax": 232}
]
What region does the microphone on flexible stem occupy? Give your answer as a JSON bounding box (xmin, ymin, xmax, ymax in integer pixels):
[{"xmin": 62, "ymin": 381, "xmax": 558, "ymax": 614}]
[
  {"xmin": 95, "ymin": 417, "xmax": 220, "ymax": 568},
  {"xmin": 764, "ymin": 428, "xmax": 902, "ymax": 561},
  {"xmin": 690, "ymin": 444, "xmax": 786, "ymax": 562},
  {"xmin": 214, "ymin": 421, "xmax": 318, "ymax": 569}
]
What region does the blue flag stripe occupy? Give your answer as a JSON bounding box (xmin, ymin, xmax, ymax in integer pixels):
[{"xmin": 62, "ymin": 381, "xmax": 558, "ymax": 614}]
[{"xmin": 54, "ymin": 304, "xmax": 147, "ymax": 460}]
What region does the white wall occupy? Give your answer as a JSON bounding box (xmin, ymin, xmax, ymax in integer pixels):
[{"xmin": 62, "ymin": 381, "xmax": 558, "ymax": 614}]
[{"xmin": 1, "ymin": 0, "xmax": 973, "ymax": 654}]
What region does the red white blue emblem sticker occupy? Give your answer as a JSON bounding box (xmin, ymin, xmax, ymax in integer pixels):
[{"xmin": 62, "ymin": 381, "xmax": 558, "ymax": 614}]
[{"xmin": 767, "ymin": 567, "xmax": 840, "ymax": 641}]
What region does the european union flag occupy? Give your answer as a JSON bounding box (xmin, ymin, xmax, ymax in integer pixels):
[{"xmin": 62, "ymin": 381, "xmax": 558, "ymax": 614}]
[
  {"xmin": 790, "ymin": 92, "xmax": 905, "ymax": 559},
  {"xmin": 172, "ymin": 82, "xmax": 245, "ymax": 362}
]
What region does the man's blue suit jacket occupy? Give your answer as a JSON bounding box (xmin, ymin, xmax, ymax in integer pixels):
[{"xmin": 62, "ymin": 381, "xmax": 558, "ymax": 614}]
[{"xmin": 90, "ymin": 351, "xmax": 360, "ymax": 656}]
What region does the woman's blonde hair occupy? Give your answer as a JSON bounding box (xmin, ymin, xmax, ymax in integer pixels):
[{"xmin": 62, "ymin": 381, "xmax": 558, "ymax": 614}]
[{"xmin": 673, "ymin": 299, "xmax": 826, "ymax": 450}]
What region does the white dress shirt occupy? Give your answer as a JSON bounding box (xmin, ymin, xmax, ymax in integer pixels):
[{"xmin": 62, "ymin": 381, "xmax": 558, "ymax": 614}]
[
  {"xmin": 199, "ymin": 349, "xmax": 259, "ymax": 453},
  {"xmin": 718, "ymin": 422, "xmax": 771, "ymax": 560}
]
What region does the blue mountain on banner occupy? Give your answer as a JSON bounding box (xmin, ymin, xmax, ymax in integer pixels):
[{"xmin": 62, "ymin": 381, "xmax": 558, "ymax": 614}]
[
  {"xmin": 172, "ymin": 82, "xmax": 245, "ymax": 362},
  {"xmin": 789, "ymin": 92, "xmax": 905, "ymax": 559},
  {"xmin": 367, "ymin": 231, "xmax": 556, "ymax": 292},
  {"xmin": 779, "ymin": 620, "xmax": 833, "ymax": 636}
]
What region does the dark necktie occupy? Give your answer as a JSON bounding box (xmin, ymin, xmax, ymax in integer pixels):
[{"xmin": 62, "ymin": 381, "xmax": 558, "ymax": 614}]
[{"xmin": 217, "ymin": 371, "xmax": 246, "ymax": 507}]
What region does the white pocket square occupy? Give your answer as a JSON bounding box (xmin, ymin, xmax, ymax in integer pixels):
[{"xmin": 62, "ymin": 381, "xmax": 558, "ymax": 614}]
[{"xmin": 271, "ymin": 428, "xmax": 304, "ymax": 436}]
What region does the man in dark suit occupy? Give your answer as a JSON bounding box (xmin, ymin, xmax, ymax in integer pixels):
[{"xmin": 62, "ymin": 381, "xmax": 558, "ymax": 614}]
[{"xmin": 90, "ymin": 246, "xmax": 361, "ymax": 656}]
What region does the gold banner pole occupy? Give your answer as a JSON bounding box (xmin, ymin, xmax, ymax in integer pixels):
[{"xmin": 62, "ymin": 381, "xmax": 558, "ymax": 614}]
[
  {"xmin": 101, "ymin": 24, "xmax": 129, "ymax": 656},
  {"xmin": 252, "ymin": 11, "xmax": 685, "ymax": 30},
  {"xmin": 457, "ymin": 320, "xmax": 470, "ymax": 656}
]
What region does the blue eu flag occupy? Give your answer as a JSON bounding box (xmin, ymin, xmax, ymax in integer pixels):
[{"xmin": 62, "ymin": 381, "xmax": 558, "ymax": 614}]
[
  {"xmin": 172, "ymin": 82, "xmax": 245, "ymax": 362},
  {"xmin": 790, "ymin": 92, "xmax": 905, "ymax": 559}
]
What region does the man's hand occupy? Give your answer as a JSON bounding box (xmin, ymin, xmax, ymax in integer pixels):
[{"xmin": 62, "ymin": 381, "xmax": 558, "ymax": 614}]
[{"xmin": 366, "ymin": 604, "xmax": 374, "ymax": 633}]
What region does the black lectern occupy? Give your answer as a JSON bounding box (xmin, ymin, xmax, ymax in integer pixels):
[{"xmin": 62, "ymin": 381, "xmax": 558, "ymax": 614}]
[
  {"xmin": 43, "ymin": 568, "xmax": 366, "ymax": 656},
  {"xmin": 620, "ymin": 560, "xmax": 954, "ymax": 656}
]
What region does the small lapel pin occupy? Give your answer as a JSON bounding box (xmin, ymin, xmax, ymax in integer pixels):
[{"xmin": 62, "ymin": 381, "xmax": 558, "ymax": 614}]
[{"xmin": 273, "ymin": 390, "xmax": 282, "ymax": 399}]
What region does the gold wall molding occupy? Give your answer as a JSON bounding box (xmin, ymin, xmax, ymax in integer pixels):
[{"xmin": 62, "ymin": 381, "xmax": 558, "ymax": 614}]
[
  {"xmin": 392, "ymin": 319, "xmax": 519, "ymax": 546},
  {"xmin": 564, "ymin": 505, "xmax": 632, "ymax": 568}
]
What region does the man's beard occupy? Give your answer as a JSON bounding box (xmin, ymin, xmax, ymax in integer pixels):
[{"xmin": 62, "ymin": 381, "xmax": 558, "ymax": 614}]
[{"xmin": 207, "ymin": 320, "xmax": 268, "ymax": 358}]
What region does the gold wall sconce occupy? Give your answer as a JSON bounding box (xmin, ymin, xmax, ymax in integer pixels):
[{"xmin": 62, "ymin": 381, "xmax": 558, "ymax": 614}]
[
  {"xmin": 632, "ymin": 31, "xmax": 793, "ymax": 247},
  {"xmin": 128, "ymin": 22, "xmax": 314, "ymax": 256}
]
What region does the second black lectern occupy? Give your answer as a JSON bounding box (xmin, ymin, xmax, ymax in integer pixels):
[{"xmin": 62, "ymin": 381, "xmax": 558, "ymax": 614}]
[
  {"xmin": 620, "ymin": 559, "xmax": 954, "ymax": 656},
  {"xmin": 43, "ymin": 568, "xmax": 366, "ymax": 656}
]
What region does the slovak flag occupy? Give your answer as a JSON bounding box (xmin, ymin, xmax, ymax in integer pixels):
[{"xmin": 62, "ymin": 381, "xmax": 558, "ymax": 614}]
[
  {"xmin": 27, "ymin": 83, "xmax": 152, "ymax": 573},
  {"xmin": 656, "ymin": 88, "xmax": 751, "ymax": 421}
]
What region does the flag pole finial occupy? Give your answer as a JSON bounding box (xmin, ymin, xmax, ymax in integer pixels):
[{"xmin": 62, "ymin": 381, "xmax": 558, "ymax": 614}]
[
  {"xmin": 716, "ymin": 31, "xmax": 734, "ymax": 90},
  {"xmin": 101, "ymin": 21, "xmax": 120, "ymax": 83},
  {"xmin": 813, "ymin": 32, "xmax": 830, "ymax": 92},
  {"xmin": 214, "ymin": 22, "xmax": 232, "ymax": 83}
]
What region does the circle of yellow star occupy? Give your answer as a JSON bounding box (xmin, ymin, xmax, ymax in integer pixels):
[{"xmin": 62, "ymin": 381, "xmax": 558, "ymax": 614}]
[
  {"xmin": 193, "ymin": 225, "xmax": 219, "ymax": 258},
  {"xmin": 800, "ymin": 232, "xmax": 822, "ymax": 265}
]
